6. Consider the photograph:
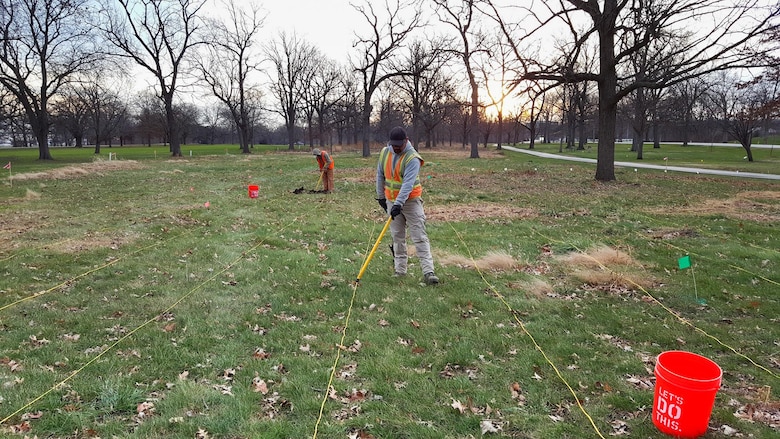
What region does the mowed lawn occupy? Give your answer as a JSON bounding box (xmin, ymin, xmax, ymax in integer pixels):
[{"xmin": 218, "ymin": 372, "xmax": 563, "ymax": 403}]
[{"xmin": 0, "ymin": 144, "xmax": 778, "ymax": 438}]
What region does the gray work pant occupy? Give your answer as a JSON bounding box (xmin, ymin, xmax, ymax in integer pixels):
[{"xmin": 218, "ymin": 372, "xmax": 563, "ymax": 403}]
[{"xmin": 389, "ymin": 197, "xmax": 435, "ymax": 275}]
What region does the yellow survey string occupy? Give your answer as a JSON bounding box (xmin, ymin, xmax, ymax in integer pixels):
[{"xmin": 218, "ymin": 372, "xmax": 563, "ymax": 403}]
[
  {"xmin": 0, "ymin": 231, "xmax": 191, "ymax": 313},
  {"xmin": 628, "ymin": 211, "xmax": 779, "ymax": 286},
  {"xmin": 531, "ymin": 228, "xmax": 779, "ymax": 381},
  {"xmin": 660, "ymin": 240, "xmax": 779, "ymax": 287},
  {"xmin": 0, "ymin": 218, "xmax": 299, "ymax": 425},
  {"xmin": 449, "ymin": 223, "xmax": 607, "ymax": 439},
  {"xmin": 312, "ymin": 216, "xmax": 391, "ymax": 439}
]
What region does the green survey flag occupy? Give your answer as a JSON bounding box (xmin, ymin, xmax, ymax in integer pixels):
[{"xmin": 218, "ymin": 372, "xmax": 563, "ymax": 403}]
[{"xmin": 678, "ymin": 255, "xmax": 691, "ymax": 270}]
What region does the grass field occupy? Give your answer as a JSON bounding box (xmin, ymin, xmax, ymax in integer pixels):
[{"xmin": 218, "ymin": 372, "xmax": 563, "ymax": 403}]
[{"xmin": 0, "ymin": 143, "xmax": 778, "ymax": 438}]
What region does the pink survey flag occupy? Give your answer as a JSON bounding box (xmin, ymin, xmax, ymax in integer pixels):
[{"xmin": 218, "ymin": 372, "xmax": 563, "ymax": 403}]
[{"xmin": 3, "ymin": 161, "xmax": 10, "ymax": 169}]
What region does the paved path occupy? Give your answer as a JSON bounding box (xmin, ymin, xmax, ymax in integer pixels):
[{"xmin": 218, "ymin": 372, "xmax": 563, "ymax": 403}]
[{"xmin": 502, "ymin": 145, "xmax": 780, "ymax": 181}]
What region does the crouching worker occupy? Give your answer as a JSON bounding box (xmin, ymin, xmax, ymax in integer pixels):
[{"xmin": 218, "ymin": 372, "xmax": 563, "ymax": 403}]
[
  {"xmin": 375, "ymin": 126, "xmax": 439, "ymax": 285},
  {"xmin": 312, "ymin": 148, "xmax": 334, "ymax": 193}
]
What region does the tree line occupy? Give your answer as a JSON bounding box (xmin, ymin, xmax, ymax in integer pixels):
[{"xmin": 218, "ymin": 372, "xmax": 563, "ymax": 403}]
[{"xmin": 1, "ymin": 0, "xmax": 778, "ymax": 181}]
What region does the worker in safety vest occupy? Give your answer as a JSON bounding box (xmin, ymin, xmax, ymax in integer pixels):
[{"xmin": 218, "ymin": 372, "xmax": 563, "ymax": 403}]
[
  {"xmin": 312, "ymin": 148, "xmax": 334, "ymax": 193},
  {"xmin": 375, "ymin": 126, "xmax": 439, "ymax": 285}
]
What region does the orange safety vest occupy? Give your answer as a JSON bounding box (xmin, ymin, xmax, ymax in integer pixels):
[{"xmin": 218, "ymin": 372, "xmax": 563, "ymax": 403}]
[
  {"xmin": 379, "ymin": 146, "xmax": 424, "ymax": 202},
  {"xmin": 317, "ymin": 152, "xmax": 334, "ymax": 170}
]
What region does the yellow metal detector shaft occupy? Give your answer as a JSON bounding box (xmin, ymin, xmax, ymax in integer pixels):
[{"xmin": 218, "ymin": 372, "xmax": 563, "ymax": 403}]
[{"xmin": 356, "ymin": 215, "xmax": 393, "ymax": 282}]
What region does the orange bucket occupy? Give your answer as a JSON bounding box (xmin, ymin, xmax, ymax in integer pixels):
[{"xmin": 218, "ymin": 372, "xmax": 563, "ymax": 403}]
[
  {"xmin": 248, "ymin": 185, "xmax": 259, "ymax": 198},
  {"xmin": 653, "ymin": 351, "xmax": 722, "ymax": 438}
]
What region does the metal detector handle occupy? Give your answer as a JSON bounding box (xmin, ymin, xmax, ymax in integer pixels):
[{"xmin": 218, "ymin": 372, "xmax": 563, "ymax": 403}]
[{"xmin": 355, "ymin": 215, "xmax": 393, "ymax": 283}]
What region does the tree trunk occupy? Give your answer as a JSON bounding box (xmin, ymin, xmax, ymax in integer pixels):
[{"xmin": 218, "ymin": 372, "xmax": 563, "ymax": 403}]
[
  {"xmin": 743, "ymin": 144, "xmax": 754, "ymax": 162},
  {"xmin": 361, "ymin": 101, "xmax": 371, "ymax": 157},
  {"xmin": 595, "ymin": 3, "xmax": 618, "ymax": 182},
  {"xmin": 566, "ymin": 105, "xmax": 576, "ymax": 149},
  {"xmin": 36, "ymin": 133, "xmax": 53, "ymax": 160},
  {"xmin": 632, "ymin": 88, "xmax": 646, "ymax": 159},
  {"xmin": 495, "ymin": 113, "xmax": 503, "ymax": 150},
  {"xmin": 468, "ymin": 67, "xmax": 480, "ymax": 158},
  {"xmin": 31, "ymin": 120, "xmax": 53, "ymax": 160},
  {"xmin": 165, "ymin": 97, "xmax": 182, "ymax": 157}
]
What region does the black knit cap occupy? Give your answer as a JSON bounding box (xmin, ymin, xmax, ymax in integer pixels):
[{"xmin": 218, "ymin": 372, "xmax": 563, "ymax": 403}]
[{"xmin": 388, "ymin": 126, "xmax": 407, "ymax": 146}]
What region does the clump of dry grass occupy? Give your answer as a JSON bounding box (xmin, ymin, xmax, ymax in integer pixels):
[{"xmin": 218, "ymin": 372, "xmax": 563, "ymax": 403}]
[
  {"xmin": 25, "ymin": 188, "xmax": 41, "ymax": 199},
  {"xmin": 438, "ymin": 250, "xmax": 520, "ymax": 272},
  {"xmin": 507, "ymin": 278, "xmax": 555, "ymax": 298},
  {"xmin": 557, "ymin": 245, "xmax": 654, "ymax": 291},
  {"xmin": 11, "ymin": 160, "xmax": 142, "ymax": 181},
  {"xmin": 558, "ymin": 245, "xmax": 637, "ymax": 269}
]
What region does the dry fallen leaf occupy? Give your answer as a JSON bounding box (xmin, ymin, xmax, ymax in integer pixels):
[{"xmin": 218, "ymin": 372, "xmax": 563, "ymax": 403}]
[
  {"xmin": 451, "ymin": 399, "xmax": 466, "ymax": 414},
  {"xmin": 136, "ymin": 401, "xmax": 155, "ymax": 417},
  {"xmin": 252, "ymin": 375, "xmax": 269, "ymax": 394},
  {"xmin": 252, "ymin": 347, "xmax": 271, "ymax": 360},
  {"xmin": 480, "ymin": 419, "xmax": 502, "ymax": 434}
]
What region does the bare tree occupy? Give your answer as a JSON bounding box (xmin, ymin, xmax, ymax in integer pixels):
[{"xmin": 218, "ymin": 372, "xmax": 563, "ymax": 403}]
[
  {"xmin": 394, "ymin": 37, "xmax": 452, "ymax": 147},
  {"xmin": 0, "ymin": 0, "xmax": 97, "ymax": 159},
  {"xmin": 487, "ymin": 0, "xmax": 780, "ymax": 181},
  {"xmin": 51, "ymin": 86, "xmax": 91, "ymax": 148},
  {"xmin": 352, "ymin": 0, "xmax": 423, "ymax": 157},
  {"xmin": 434, "ymin": 0, "xmax": 486, "ymax": 159},
  {"xmin": 332, "ymin": 69, "xmax": 362, "ymax": 146},
  {"xmin": 134, "ymin": 92, "xmax": 167, "ymax": 147},
  {"xmin": 515, "ymin": 80, "xmax": 550, "ymax": 150},
  {"xmin": 82, "ymin": 78, "xmax": 129, "ymax": 153},
  {"xmin": 757, "ymin": 27, "xmax": 780, "ymax": 118},
  {"xmin": 100, "ymin": 0, "xmax": 205, "ymax": 157},
  {"xmin": 478, "ymin": 33, "xmax": 519, "ymax": 150},
  {"xmin": 302, "ymin": 59, "xmax": 345, "ymax": 149},
  {"xmin": 668, "ymin": 77, "xmax": 710, "ymax": 147},
  {"xmin": 712, "ymin": 72, "xmax": 777, "ymax": 161},
  {"xmin": 198, "ymin": 0, "xmax": 264, "ymax": 154},
  {"xmin": 265, "ymin": 32, "xmax": 320, "ymax": 150}
]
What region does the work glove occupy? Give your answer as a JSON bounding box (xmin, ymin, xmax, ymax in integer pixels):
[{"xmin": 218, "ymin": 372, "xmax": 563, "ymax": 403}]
[
  {"xmin": 390, "ymin": 204, "xmax": 402, "ymax": 219},
  {"xmin": 377, "ymin": 198, "xmax": 387, "ymax": 211}
]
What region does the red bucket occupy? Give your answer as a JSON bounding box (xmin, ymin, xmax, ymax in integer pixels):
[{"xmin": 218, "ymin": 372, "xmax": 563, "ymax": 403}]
[
  {"xmin": 248, "ymin": 185, "xmax": 259, "ymax": 198},
  {"xmin": 653, "ymin": 351, "xmax": 722, "ymax": 438}
]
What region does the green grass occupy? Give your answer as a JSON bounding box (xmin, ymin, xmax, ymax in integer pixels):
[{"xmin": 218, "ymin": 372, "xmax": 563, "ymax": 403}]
[{"xmin": 0, "ymin": 144, "xmax": 778, "ymax": 438}]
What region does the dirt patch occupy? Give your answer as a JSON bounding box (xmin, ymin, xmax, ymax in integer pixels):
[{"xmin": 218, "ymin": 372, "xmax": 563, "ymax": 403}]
[
  {"xmin": 646, "ymin": 191, "xmax": 780, "ymax": 222},
  {"xmin": 45, "ymin": 231, "xmax": 140, "ymax": 254},
  {"xmin": 10, "ymin": 160, "xmax": 143, "ymax": 181},
  {"xmin": 341, "ymin": 168, "xmax": 375, "ymax": 185},
  {"xmin": 645, "ymin": 228, "xmax": 699, "ymax": 240},
  {"xmin": 419, "ymin": 148, "xmax": 506, "ymax": 159},
  {"xmin": 427, "ymin": 203, "xmax": 537, "ymax": 222},
  {"xmin": 292, "ymin": 187, "xmax": 328, "ymax": 194},
  {"xmin": 0, "ymin": 210, "xmax": 48, "ymax": 251}
]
